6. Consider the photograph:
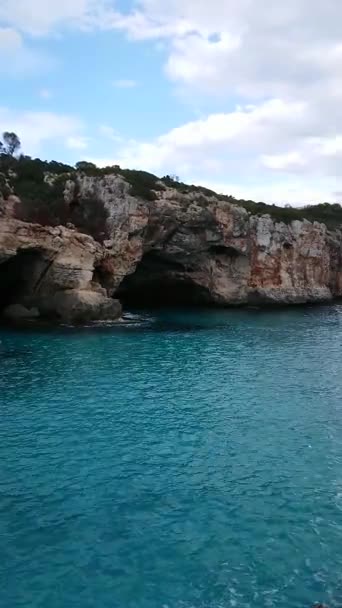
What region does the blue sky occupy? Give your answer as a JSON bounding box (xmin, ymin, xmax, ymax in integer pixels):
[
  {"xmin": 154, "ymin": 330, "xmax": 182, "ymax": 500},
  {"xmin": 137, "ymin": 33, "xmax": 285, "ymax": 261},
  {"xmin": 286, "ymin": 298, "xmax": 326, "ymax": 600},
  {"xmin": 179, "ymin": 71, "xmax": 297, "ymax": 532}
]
[{"xmin": 1, "ymin": 0, "xmax": 342, "ymax": 205}]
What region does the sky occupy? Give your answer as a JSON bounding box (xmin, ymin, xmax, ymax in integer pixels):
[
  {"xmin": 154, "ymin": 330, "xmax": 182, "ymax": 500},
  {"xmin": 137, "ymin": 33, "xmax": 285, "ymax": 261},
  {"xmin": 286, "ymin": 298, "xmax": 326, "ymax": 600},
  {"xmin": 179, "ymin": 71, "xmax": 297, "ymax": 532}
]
[{"xmin": 1, "ymin": 0, "xmax": 342, "ymax": 205}]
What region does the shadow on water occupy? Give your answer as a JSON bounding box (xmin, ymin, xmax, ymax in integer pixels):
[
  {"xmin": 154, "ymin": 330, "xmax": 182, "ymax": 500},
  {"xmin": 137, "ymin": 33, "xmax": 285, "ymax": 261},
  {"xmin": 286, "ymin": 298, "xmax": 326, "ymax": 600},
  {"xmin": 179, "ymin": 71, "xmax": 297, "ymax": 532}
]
[
  {"xmin": 114, "ymin": 304, "xmax": 342, "ymax": 334},
  {"xmin": 1, "ymin": 303, "xmax": 342, "ymax": 339}
]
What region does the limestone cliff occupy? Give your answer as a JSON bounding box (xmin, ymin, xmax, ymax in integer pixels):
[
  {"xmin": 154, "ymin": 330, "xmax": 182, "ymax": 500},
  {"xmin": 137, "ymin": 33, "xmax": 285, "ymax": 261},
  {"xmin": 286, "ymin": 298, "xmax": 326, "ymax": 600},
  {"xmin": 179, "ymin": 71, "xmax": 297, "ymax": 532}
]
[
  {"xmin": 1, "ymin": 169, "xmax": 342, "ymax": 319},
  {"xmin": 63, "ymin": 173, "xmax": 342, "ymax": 306},
  {"xmin": 0, "ymin": 217, "xmax": 121, "ymax": 322}
]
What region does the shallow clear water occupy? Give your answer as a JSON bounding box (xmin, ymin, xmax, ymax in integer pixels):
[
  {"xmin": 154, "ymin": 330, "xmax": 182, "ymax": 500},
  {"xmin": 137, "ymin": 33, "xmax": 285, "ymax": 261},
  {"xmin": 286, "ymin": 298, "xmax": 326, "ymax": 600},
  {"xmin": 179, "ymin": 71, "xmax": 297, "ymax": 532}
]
[{"xmin": 1, "ymin": 307, "xmax": 342, "ymax": 608}]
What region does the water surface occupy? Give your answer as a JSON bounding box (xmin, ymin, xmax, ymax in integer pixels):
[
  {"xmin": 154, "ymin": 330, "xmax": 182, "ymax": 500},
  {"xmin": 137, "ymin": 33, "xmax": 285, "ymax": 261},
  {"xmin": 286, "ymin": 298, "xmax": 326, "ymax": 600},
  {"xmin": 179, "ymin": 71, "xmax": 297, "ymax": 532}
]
[{"xmin": 1, "ymin": 307, "xmax": 342, "ymax": 608}]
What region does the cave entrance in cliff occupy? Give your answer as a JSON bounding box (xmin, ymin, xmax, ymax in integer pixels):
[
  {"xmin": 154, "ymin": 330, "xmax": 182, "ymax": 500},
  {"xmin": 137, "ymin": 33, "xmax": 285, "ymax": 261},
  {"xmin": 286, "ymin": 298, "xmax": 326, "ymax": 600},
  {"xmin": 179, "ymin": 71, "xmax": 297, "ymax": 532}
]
[
  {"xmin": 0, "ymin": 249, "xmax": 48, "ymax": 314},
  {"xmin": 116, "ymin": 251, "xmax": 211, "ymax": 308}
]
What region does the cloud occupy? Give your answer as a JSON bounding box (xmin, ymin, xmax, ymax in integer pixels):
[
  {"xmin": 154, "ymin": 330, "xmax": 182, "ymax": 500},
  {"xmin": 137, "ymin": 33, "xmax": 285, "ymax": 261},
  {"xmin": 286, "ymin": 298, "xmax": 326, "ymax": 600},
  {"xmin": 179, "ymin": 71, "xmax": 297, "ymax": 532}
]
[
  {"xmin": 0, "ymin": 107, "xmax": 83, "ymax": 155},
  {"xmin": 262, "ymin": 151, "xmax": 308, "ymax": 172},
  {"xmin": 104, "ymin": 0, "xmax": 342, "ymax": 121},
  {"xmin": 2, "ymin": 0, "xmax": 342, "ymax": 103},
  {"xmin": 65, "ymin": 135, "xmax": 89, "ymax": 150},
  {"xmin": 109, "ymin": 0, "xmax": 342, "ymax": 203},
  {"xmin": 0, "ymin": 26, "xmax": 22, "ymax": 50},
  {"xmin": 86, "ymin": 97, "xmax": 342, "ymax": 204},
  {"xmin": 199, "ymin": 178, "xmax": 338, "ymax": 207},
  {"xmin": 2, "ymin": 0, "xmax": 342, "ymax": 203},
  {"xmin": 110, "ymin": 99, "xmax": 309, "ymax": 173},
  {"xmin": 88, "ymin": 151, "xmax": 339, "ymax": 206},
  {"xmin": 0, "ymin": 0, "xmax": 115, "ymax": 36},
  {"xmin": 112, "ymin": 79, "xmax": 137, "ymax": 89},
  {"xmin": 0, "ymin": 27, "xmax": 51, "ymax": 75},
  {"xmin": 98, "ymin": 125, "xmax": 123, "ymax": 142}
]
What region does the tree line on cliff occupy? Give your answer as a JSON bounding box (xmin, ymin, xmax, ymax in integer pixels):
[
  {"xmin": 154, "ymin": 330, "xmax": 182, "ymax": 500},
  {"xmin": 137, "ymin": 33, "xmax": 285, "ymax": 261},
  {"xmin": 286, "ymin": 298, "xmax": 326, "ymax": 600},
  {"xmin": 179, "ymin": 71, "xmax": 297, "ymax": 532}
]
[{"xmin": 1, "ymin": 132, "xmax": 342, "ymax": 241}]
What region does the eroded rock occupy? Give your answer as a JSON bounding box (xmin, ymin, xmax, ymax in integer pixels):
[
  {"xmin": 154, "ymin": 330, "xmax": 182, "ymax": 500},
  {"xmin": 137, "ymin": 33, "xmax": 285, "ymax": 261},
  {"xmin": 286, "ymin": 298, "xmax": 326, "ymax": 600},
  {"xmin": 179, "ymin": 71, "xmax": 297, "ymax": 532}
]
[
  {"xmin": 41, "ymin": 290, "xmax": 122, "ymax": 323},
  {"xmin": 0, "ymin": 219, "xmax": 121, "ymax": 323},
  {"xmin": 2, "ymin": 172, "xmax": 342, "ymax": 314},
  {"xmin": 69, "ymin": 173, "xmax": 342, "ymax": 307}
]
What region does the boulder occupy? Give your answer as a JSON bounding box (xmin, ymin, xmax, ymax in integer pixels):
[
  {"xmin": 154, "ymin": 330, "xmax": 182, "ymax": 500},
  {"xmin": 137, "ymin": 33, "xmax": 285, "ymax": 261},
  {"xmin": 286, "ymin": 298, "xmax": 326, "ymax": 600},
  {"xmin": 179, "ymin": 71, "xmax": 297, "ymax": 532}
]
[{"xmin": 50, "ymin": 290, "xmax": 121, "ymax": 323}]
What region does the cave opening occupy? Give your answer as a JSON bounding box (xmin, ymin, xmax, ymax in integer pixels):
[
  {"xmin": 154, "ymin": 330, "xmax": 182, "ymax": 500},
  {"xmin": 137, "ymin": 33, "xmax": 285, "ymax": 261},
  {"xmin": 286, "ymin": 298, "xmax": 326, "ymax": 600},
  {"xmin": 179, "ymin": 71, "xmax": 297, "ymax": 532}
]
[
  {"xmin": 116, "ymin": 251, "xmax": 212, "ymax": 308},
  {"xmin": 0, "ymin": 249, "xmax": 48, "ymax": 314}
]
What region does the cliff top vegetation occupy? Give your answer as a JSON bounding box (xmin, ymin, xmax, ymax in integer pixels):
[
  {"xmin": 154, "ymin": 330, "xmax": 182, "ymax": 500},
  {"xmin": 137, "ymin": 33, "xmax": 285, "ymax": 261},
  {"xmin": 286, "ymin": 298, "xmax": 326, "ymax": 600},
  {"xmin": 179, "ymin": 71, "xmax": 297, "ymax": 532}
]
[{"xmin": 1, "ymin": 132, "xmax": 342, "ymax": 234}]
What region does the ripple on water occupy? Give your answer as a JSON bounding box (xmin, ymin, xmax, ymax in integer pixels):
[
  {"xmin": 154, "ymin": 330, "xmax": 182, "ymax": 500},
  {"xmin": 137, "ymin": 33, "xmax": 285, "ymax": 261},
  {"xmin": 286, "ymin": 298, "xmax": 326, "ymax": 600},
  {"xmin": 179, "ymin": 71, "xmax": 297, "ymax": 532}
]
[{"xmin": 1, "ymin": 306, "xmax": 342, "ymax": 608}]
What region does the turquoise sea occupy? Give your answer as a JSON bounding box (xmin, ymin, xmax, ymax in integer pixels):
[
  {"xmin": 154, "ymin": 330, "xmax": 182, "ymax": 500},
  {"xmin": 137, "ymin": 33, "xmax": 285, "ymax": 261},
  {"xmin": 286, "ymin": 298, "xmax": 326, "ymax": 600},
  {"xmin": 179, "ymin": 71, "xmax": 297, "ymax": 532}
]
[{"xmin": 1, "ymin": 307, "xmax": 342, "ymax": 608}]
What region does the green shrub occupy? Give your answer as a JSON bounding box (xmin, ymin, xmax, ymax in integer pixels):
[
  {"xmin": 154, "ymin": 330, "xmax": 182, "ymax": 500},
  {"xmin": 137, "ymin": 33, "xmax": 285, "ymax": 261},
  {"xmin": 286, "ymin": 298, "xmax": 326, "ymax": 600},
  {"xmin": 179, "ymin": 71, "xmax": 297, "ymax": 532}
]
[
  {"xmin": 15, "ymin": 176, "xmax": 68, "ymax": 226},
  {"xmin": 120, "ymin": 169, "xmax": 164, "ymax": 201},
  {"xmin": 2, "ymin": 149, "xmax": 342, "ymax": 233},
  {"xmin": 75, "ymin": 161, "xmax": 102, "ymax": 176}
]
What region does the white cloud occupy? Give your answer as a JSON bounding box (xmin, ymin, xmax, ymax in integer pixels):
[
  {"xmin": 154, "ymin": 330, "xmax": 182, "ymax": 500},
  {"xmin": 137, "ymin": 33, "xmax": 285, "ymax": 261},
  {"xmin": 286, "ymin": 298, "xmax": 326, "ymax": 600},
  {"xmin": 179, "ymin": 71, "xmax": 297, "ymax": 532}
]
[
  {"xmin": 65, "ymin": 135, "xmax": 89, "ymax": 150},
  {"xmin": 0, "ymin": 27, "xmax": 51, "ymax": 75},
  {"xmin": 0, "ymin": 26, "xmax": 22, "ymax": 50},
  {"xmin": 2, "ymin": 0, "xmax": 342, "ymax": 203},
  {"xmin": 0, "ymin": 0, "xmax": 114, "ymax": 35},
  {"xmin": 199, "ymin": 178, "xmax": 339, "ymax": 207},
  {"xmin": 109, "ymin": 0, "xmax": 342, "ymax": 202},
  {"xmin": 262, "ymin": 151, "xmax": 307, "ymax": 172},
  {"xmin": 109, "ymin": 0, "xmax": 341, "ymax": 134},
  {"xmin": 86, "ymin": 97, "xmax": 342, "ymax": 204},
  {"xmin": 98, "ymin": 125, "xmax": 123, "ymax": 142},
  {"xmin": 110, "ymin": 99, "xmax": 310, "ymax": 173},
  {"xmin": 0, "ymin": 107, "xmax": 83, "ymax": 155},
  {"xmin": 87, "ymin": 153, "xmax": 339, "ymax": 206},
  {"xmin": 112, "ymin": 79, "xmax": 137, "ymax": 89}
]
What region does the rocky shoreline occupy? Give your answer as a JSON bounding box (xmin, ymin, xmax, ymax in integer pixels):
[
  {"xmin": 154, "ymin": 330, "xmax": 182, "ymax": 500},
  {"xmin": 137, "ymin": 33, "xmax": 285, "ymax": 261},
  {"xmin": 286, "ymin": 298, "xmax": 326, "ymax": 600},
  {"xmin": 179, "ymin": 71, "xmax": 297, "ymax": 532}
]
[
  {"xmin": 1, "ymin": 171, "xmax": 342, "ymax": 324},
  {"xmin": 0, "ymin": 218, "xmax": 121, "ymax": 324}
]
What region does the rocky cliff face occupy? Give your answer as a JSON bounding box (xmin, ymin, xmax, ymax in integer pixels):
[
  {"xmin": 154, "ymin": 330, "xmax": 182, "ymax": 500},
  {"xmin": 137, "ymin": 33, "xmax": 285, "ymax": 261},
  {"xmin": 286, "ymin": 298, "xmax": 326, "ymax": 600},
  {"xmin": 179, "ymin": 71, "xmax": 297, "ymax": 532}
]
[
  {"xmin": 1, "ymin": 171, "xmax": 342, "ymax": 321},
  {"xmin": 0, "ymin": 217, "xmax": 121, "ymax": 322},
  {"xmin": 64, "ymin": 173, "xmax": 342, "ymax": 306}
]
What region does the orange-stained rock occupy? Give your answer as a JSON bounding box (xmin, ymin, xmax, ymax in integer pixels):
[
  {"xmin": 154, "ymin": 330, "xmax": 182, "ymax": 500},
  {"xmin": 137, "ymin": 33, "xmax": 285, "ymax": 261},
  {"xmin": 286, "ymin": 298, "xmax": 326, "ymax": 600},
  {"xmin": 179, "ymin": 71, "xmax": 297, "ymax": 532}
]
[
  {"xmin": 2, "ymin": 172, "xmax": 342, "ymax": 311},
  {"xmin": 0, "ymin": 219, "xmax": 121, "ymax": 322},
  {"xmin": 69, "ymin": 172, "xmax": 341, "ymax": 306}
]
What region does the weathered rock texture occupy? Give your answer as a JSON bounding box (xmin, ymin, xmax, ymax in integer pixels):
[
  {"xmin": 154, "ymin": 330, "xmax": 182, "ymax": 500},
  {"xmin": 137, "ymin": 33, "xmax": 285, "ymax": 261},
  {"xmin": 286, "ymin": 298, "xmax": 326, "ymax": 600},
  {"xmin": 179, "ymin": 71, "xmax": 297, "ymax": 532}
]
[
  {"xmin": 0, "ymin": 218, "xmax": 121, "ymax": 322},
  {"xmin": 64, "ymin": 173, "xmax": 342, "ymax": 306},
  {"xmin": 1, "ymin": 171, "xmax": 342, "ymax": 320}
]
